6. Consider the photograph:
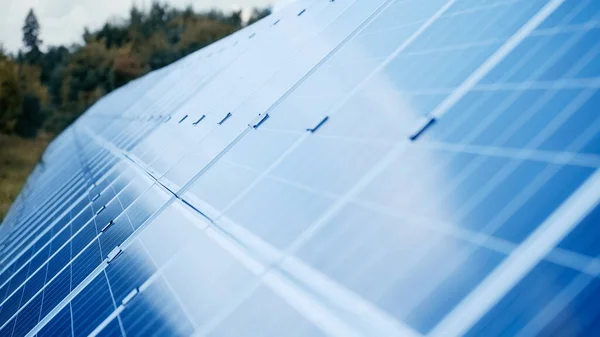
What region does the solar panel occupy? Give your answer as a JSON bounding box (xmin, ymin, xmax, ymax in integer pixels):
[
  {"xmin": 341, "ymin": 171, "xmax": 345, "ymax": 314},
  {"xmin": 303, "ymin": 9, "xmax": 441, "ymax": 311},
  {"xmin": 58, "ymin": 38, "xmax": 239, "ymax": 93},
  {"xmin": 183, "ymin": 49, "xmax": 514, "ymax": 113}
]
[{"xmin": 1, "ymin": 0, "xmax": 599, "ymax": 336}]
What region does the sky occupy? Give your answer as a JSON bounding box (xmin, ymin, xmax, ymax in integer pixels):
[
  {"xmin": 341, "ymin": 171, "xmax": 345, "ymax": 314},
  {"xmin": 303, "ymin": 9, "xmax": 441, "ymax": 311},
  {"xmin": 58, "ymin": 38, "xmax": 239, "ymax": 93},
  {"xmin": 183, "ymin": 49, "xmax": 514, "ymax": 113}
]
[{"xmin": 0, "ymin": 0, "xmax": 276, "ymax": 53}]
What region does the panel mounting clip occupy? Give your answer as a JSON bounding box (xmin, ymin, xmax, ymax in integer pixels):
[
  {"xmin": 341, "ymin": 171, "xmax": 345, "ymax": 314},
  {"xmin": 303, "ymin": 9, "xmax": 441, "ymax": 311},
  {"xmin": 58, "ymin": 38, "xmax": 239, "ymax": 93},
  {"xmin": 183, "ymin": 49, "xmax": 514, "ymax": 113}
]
[
  {"xmin": 106, "ymin": 246, "xmax": 123, "ymax": 264},
  {"xmin": 122, "ymin": 288, "xmax": 139, "ymax": 306},
  {"xmin": 409, "ymin": 117, "xmax": 436, "ymax": 141},
  {"xmin": 250, "ymin": 113, "xmax": 269, "ymax": 129},
  {"xmin": 192, "ymin": 115, "xmax": 206, "ymax": 126},
  {"xmin": 95, "ymin": 205, "xmax": 106, "ymax": 216},
  {"xmin": 101, "ymin": 220, "xmax": 115, "ymax": 233},
  {"xmin": 306, "ymin": 116, "xmax": 329, "ymax": 133},
  {"xmin": 218, "ymin": 112, "xmax": 232, "ymax": 125}
]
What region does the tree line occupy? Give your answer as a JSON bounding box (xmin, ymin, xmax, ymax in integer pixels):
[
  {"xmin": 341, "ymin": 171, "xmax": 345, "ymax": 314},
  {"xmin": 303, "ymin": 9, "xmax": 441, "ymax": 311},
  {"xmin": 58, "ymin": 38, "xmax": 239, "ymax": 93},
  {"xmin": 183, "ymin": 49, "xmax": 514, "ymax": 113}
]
[{"xmin": 0, "ymin": 3, "xmax": 270, "ymax": 138}]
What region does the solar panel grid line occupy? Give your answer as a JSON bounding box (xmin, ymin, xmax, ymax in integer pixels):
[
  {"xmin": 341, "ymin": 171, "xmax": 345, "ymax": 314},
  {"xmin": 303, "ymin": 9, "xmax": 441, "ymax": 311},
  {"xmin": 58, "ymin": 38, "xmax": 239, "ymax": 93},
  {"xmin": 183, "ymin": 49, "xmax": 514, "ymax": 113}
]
[
  {"xmin": 35, "ymin": 206, "xmax": 211, "ymax": 337},
  {"xmin": 301, "ymin": 0, "xmax": 457, "ymax": 138},
  {"xmin": 174, "ymin": 0, "xmax": 463, "ymax": 271},
  {"xmin": 23, "ymin": 252, "xmax": 109, "ymax": 337},
  {"xmin": 6, "ymin": 172, "xmax": 86, "ymax": 227},
  {"xmin": 438, "ymin": 90, "xmax": 598, "ymax": 223},
  {"xmin": 448, "ymin": 0, "xmax": 525, "ymax": 16},
  {"xmin": 469, "ymin": 77, "xmax": 600, "ymax": 91},
  {"xmin": 81, "ymin": 128, "xmax": 167, "ymax": 192},
  {"xmin": 117, "ymin": 69, "xmax": 196, "ymax": 117},
  {"xmin": 284, "ymin": 140, "xmax": 408, "ymax": 254},
  {"xmin": 478, "ymin": 1, "xmax": 599, "ymax": 78},
  {"xmin": 119, "ymin": 26, "xmax": 262, "ymax": 119},
  {"xmin": 77, "ymin": 124, "xmax": 255, "ymax": 272},
  {"xmin": 278, "ymin": 256, "xmax": 423, "ymax": 337},
  {"xmin": 173, "ymin": 168, "xmax": 426, "ymax": 336},
  {"xmin": 202, "ymin": 226, "xmax": 266, "ymax": 275},
  {"xmin": 428, "ymin": 169, "xmax": 600, "ymax": 337},
  {"xmin": 68, "ymin": 284, "xmax": 74, "ymax": 337},
  {"xmin": 0, "ymin": 164, "xmax": 126, "ymax": 278},
  {"xmin": 438, "ymin": 48, "xmax": 599, "ymax": 148},
  {"xmin": 401, "ymin": 89, "xmax": 599, "ymax": 248},
  {"xmin": 428, "ymin": 0, "xmax": 567, "ymax": 120},
  {"xmin": 9, "ymin": 155, "xmax": 72, "ymax": 196},
  {"xmin": 412, "ymin": 159, "xmax": 575, "ymax": 270},
  {"xmin": 140, "ymin": 202, "xmax": 408, "ymax": 337},
  {"xmin": 132, "ymin": 251, "xmax": 202, "ymax": 334},
  {"xmin": 50, "ymin": 0, "xmax": 580, "ymax": 330},
  {"xmin": 221, "ymin": 158, "xmax": 341, "ymax": 199},
  {"xmin": 101, "ymin": 269, "xmax": 127, "ymax": 337},
  {"xmin": 3, "ymin": 0, "xmax": 600, "ymax": 335},
  {"xmin": 81, "ymin": 122, "xmax": 242, "ymax": 210},
  {"xmin": 87, "ymin": 232, "xmax": 219, "ymax": 337},
  {"xmin": 0, "ymin": 188, "xmax": 89, "ymax": 271},
  {"xmin": 36, "ymin": 248, "xmax": 51, "ymax": 327},
  {"xmin": 191, "ymin": 283, "xmax": 262, "ymax": 337},
  {"xmin": 0, "ymin": 207, "xmax": 92, "ymax": 298},
  {"xmin": 534, "ymin": 18, "xmax": 600, "ymax": 36},
  {"xmin": 260, "ymin": 272, "xmax": 365, "ymax": 337},
  {"xmin": 190, "ymin": 1, "xmax": 596, "ymax": 334},
  {"xmin": 77, "ymin": 178, "xmax": 412, "ymax": 337},
  {"xmin": 251, "ymin": 127, "xmax": 600, "ymax": 167},
  {"xmin": 551, "ymin": 247, "xmax": 600, "ymax": 276},
  {"xmin": 0, "ymin": 236, "xmax": 102, "ymax": 333},
  {"xmin": 87, "ymin": 304, "xmax": 124, "ymax": 337},
  {"xmin": 402, "ymin": 16, "xmax": 588, "ymax": 59},
  {"xmin": 225, "ymin": 0, "xmax": 398, "ymax": 133},
  {"xmin": 0, "ymin": 173, "xmax": 153, "ymax": 331},
  {"xmin": 195, "ymin": 0, "xmax": 451, "ymax": 220},
  {"xmin": 515, "ymin": 271, "xmax": 595, "ymax": 337},
  {"xmin": 125, "ymin": 25, "xmax": 336, "ymax": 173},
  {"xmin": 0, "ymin": 173, "xmax": 83, "ymax": 248},
  {"xmin": 348, "ymin": 197, "xmax": 600, "ymax": 277}
]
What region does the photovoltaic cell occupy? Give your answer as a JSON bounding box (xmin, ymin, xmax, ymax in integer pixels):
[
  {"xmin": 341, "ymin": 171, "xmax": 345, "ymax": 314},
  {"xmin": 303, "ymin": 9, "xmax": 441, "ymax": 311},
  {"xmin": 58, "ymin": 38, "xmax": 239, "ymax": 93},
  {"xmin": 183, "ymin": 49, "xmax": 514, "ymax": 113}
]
[{"xmin": 1, "ymin": 0, "xmax": 599, "ymax": 336}]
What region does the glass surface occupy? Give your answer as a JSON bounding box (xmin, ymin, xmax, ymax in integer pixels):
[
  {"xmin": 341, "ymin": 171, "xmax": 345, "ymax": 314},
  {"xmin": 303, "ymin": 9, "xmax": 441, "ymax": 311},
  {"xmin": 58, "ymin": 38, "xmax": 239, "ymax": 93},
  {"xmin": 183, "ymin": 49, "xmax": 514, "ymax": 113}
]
[{"xmin": 1, "ymin": 0, "xmax": 599, "ymax": 336}]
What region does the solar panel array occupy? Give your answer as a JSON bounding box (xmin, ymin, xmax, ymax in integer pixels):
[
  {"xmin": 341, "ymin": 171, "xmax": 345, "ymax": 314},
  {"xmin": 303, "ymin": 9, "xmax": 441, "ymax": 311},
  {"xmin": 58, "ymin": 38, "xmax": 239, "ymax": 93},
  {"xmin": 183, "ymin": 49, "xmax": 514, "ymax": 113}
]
[{"xmin": 1, "ymin": 0, "xmax": 600, "ymax": 336}]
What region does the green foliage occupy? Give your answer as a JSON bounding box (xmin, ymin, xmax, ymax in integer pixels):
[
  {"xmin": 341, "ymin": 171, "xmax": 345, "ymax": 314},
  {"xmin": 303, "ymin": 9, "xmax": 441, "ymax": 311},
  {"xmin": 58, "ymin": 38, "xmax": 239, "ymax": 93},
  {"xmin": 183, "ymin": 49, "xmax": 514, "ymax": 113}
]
[
  {"xmin": 1, "ymin": 3, "xmax": 270, "ymax": 139},
  {"xmin": 15, "ymin": 94, "xmax": 45, "ymax": 138},
  {"xmin": 1, "ymin": 2, "xmax": 271, "ymax": 222},
  {"xmin": 248, "ymin": 8, "xmax": 272, "ymax": 25},
  {"xmin": 0, "ymin": 134, "xmax": 49, "ymax": 221},
  {"xmin": 66, "ymin": 42, "xmax": 115, "ymax": 103},
  {"xmin": 0, "ymin": 58, "xmax": 22, "ymax": 133}
]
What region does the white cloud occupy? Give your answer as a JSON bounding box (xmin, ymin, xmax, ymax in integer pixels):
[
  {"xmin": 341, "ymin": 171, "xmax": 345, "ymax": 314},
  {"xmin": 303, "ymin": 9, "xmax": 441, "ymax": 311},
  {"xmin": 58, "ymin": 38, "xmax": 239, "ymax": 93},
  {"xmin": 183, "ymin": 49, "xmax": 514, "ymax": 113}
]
[{"xmin": 0, "ymin": 0, "xmax": 275, "ymax": 53}]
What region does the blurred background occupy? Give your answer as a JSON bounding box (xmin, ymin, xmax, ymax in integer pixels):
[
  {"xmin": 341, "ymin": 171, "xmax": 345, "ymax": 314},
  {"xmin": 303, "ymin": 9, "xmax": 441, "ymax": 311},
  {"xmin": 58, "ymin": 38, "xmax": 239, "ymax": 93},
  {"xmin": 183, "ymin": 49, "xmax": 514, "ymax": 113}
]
[{"xmin": 0, "ymin": 0, "xmax": 273, "ymax": 221}]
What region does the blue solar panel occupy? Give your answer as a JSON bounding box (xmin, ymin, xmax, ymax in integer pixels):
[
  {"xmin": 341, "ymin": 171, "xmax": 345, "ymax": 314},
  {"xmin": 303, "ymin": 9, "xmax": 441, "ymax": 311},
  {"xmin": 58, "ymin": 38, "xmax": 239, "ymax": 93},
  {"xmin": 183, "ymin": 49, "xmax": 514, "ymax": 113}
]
[{"xmin": 1, "ymin": 0, "xmax": 599, "ymax": 336}]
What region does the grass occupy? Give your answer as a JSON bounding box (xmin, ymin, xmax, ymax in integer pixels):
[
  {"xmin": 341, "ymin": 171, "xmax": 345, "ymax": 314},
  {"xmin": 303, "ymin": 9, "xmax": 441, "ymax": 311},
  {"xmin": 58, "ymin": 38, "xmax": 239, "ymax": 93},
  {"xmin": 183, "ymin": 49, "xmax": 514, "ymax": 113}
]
[{"xmin": 0, "ymin": 133, "xmax": 50, "ymax": 223}]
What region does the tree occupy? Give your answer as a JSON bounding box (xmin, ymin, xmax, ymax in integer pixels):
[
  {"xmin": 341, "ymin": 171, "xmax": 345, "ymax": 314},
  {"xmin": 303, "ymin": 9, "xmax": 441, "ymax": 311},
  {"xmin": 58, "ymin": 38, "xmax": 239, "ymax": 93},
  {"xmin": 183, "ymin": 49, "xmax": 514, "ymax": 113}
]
[
  {"xmin": 83, "ymin": 27, "xmax": 94, "ymax": 44},
  {"xmin": 113, "ymin": 47, "xmax": 146, "ymax": 87},
  {"xmin": 227, "ymin": 10, "xmax": 243, "ymax": 28},
  {"xmin": 14, "ymin": 64, "xmax": 48, "ymax": 137},
  {"xmin": 247, "ymin": 8, "xmax": 271, "ymax": 26},
  {"xmin": 0, "ymin": 3, "xmax": 267, "ymax": 139},
  {"xmin": 179, "ymin": 18, "xmax": 236, "ymax": 55},
  {"xmin": 39, "ymin": 46, "xmax": 69, "ymax": 84},
  {"xmin": 0, "ymin": 58, "xmax": 22, "ymax": 133},
  {"xmin": 0, "ymin": 43, "xmax": 6, "ymax": 59},
  {"xmin": 22, "ymin": 9, "xmax": 42, "ymax": 64},
  {"xmin": 66, "ymin": 42, "xmax": 115, "ymax": 104},
  {"xmin": 14, "ymin": 93, "xmax": 45, "ymax": 138}
]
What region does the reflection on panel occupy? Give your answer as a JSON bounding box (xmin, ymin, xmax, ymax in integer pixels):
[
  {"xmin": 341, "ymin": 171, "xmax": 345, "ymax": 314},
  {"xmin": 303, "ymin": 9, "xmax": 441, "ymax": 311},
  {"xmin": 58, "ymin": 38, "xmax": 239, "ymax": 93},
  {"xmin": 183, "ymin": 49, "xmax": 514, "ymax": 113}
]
[{"xmin": 1, "ymin": 0, "xmax": 600, "ymax": 336}]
